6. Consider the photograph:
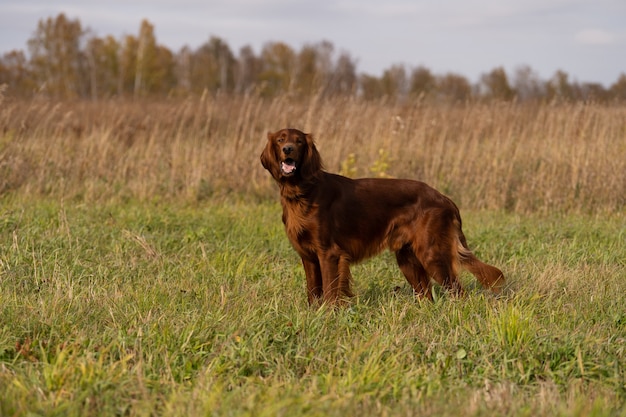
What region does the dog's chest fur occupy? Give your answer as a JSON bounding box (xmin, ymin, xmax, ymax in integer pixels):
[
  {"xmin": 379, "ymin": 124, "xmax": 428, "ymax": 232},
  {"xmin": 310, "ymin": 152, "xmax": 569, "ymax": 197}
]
[{"xmin": 281, "ymin": 196, "xmax": 319, "ymax": 257}]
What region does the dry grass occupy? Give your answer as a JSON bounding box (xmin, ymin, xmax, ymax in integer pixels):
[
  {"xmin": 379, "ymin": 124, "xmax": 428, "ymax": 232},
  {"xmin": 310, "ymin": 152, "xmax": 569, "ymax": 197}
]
[{"xmin": 1, "ymin": 95, "xmax": 624, "ymax": 212}]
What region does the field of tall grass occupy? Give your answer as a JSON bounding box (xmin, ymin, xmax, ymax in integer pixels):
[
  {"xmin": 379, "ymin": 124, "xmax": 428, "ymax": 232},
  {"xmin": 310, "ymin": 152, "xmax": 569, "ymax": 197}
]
[
  {"xmin": 0, "ymin": 96, "xmax": 625, "ymax": 416},
  {"xmin": 1, "ymin": 95, "xmax": 624, "ymax": 212}
]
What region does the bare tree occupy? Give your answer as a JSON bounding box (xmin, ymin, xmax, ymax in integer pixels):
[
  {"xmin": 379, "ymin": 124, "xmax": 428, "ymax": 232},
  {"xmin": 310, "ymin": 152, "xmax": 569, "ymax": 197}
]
[
  {"xmin": 512, "ymin": 65, "xmax": 544, "ymax": 101},
  {"xmin": 436, "ymin": 73, "xmax": 472, "ymax": 102},
  {"xmin": 0, "ymin": 50, "xmax": 35, "ymax": 96},
  {"xmin": 546, "ymin": 70, "xmax": 574, "ymax": 101},
  {"xmin": 329, "ymin": 51, "xmax": 357, "ymax": 96},
  {"xmin": 610, "ymin": 73, "xmax": 626, "ymax": 101},
  {"xmin": 174, "ymin": 45, "xmax": 192, "ymax": 94},
  {"xmin": 235, "ymin": 45, "xmax": 262, "ymax": 94},
  {"xmin": 481, "ymin": 67, "xmax": 514, "ymax": 101},
  {"xmin": 359, "ymin": 74, "xmax": 383, "ymax": 100},
  {"xmin": 409, "ymin": 66, "xmax": 436, "ymax": 100}
]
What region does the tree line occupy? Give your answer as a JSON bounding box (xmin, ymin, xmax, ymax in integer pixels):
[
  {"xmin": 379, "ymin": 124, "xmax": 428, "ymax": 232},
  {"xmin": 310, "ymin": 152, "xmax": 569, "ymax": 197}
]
[{"xmin": 2, "ymin": 13, "xmax": 626, "ymax": 102}]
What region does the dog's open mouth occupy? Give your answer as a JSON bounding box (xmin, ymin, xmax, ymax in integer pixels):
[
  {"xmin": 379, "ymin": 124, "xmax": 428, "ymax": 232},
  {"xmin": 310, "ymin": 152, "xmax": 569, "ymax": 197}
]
[{"xmin": 281, "ymin": 159, "xmax": 297, "ymax": 175}]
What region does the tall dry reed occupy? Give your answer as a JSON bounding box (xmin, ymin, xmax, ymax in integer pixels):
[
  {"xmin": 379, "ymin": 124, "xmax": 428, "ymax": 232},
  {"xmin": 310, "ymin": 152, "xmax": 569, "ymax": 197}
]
[{"xmin": 1, "ymin": 95, "xmax": 624, "ymax": 213}]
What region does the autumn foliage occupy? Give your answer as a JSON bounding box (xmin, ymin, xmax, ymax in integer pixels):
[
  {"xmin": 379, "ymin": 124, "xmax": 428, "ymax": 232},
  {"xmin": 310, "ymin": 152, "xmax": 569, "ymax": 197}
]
[{"xmin": 1, "ymin": 14, "xmax": 626, "ymax": 102}]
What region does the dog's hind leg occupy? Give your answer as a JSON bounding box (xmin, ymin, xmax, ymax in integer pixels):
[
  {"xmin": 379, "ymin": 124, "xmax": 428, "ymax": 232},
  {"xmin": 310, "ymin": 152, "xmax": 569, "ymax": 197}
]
[
  {"xmin": 423, "ymin": 259, "xmax": 463, "ymax": 296},
  {"xmin": 338, "ymin": 255, "xmax": 355, "ymax": 299},
  {"xmin": 411, "ymin": 211, "xmax": 464, "ymax": 297},
  {"xmin": 395, "ymin": 246, "xmax": 432, "ymax": 299},
  {"xmin": 418, "ymin": 234, "xmax": 464, "ymax": 297}
]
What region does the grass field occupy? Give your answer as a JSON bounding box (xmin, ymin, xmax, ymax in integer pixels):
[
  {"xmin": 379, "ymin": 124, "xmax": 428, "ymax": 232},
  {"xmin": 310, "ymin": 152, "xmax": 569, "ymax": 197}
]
[
  {"xmin": 0, "ymin": 197, "xmax": 624, "ymax": 416},
  {"xmin": 0, "ymin": 97, "xmax": 625, "ymax": 415}
]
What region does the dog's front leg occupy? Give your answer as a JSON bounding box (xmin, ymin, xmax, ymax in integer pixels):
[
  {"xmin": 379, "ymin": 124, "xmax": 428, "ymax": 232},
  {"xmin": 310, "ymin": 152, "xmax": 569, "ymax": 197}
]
[
  {"xmin": 302, "ymin": 257, "xmax": 323, "ymax": 304},
  {"xmin": 320, "ymin": 252, "xmax": 341, "ymax": 304}
]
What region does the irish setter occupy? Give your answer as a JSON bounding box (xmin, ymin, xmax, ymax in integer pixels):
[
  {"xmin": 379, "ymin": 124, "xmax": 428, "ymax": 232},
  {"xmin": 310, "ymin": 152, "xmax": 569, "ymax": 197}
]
[{"xmin": 260, "ymin": 128, "xmax": 504, "ymax": 305}]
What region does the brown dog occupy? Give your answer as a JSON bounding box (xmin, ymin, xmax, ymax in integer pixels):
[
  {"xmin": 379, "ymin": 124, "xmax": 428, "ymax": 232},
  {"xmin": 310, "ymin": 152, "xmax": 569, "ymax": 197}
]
[{"xmin": 260, "ymin": 128, "xmax": 504, "ymax": 305}]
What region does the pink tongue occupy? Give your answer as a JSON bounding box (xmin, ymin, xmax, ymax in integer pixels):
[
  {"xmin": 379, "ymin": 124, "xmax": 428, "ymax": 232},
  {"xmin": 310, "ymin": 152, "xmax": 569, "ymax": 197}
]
[{"xmin": 282, "ymin": 161, "xmax": 296, "ymax": 174}]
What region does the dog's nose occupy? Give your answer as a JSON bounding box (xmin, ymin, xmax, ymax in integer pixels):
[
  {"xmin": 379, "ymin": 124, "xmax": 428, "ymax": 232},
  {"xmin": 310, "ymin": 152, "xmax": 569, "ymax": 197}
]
[{"xmin": 282, "ymin": 145, "xmax": 293, "ymax": 155}]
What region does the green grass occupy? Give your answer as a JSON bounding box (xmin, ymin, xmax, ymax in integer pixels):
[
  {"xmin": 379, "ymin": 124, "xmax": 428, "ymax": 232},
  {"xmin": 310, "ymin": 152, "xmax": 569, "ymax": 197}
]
[{"xmin": 1, "ymin": 197, "xmax": 625, "ymax": 416}]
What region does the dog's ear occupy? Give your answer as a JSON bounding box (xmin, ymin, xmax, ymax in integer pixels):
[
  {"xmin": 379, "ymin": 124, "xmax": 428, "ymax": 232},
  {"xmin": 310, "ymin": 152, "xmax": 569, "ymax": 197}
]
[
  {"xmin": 260, "ymin": 132, "xmax": 281, "ymax": 180},
  {"xmin": 300, "ymin": 133, "xmax": 323, "ymax": 179}
]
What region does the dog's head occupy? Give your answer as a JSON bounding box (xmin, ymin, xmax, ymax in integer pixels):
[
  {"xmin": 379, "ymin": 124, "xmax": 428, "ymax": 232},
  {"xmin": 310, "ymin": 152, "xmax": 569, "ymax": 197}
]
[{"xmin": 260, "ymin": 128, "xmax": 322, "ymax": 182}]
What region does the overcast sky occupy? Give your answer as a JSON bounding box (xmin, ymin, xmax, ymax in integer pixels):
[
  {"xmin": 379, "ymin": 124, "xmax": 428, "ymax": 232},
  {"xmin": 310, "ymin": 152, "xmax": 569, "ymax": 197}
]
[{"xmin": 1, "ymin": 0, "xmax": 624, "ymax": 86}]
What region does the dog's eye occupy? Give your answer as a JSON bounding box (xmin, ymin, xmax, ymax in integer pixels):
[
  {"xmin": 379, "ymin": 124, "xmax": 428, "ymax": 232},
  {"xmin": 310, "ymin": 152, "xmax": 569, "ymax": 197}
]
[{"xmin": 277, "ymin": 138, "xmax": 285, "ymax": 143}]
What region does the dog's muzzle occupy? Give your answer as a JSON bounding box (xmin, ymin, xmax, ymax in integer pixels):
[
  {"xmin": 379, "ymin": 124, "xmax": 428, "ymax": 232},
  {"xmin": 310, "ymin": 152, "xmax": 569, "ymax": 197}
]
[{"xmin": 281, "ymin": 159, "xmax": 297, "ymax": 175}]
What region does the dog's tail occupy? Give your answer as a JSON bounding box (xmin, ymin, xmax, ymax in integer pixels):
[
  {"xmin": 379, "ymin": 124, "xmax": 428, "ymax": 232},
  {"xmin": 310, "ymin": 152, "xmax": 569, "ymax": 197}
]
[{"xmin": 454, "ymin": 218, "xmax": 505, "ymax": 293}]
